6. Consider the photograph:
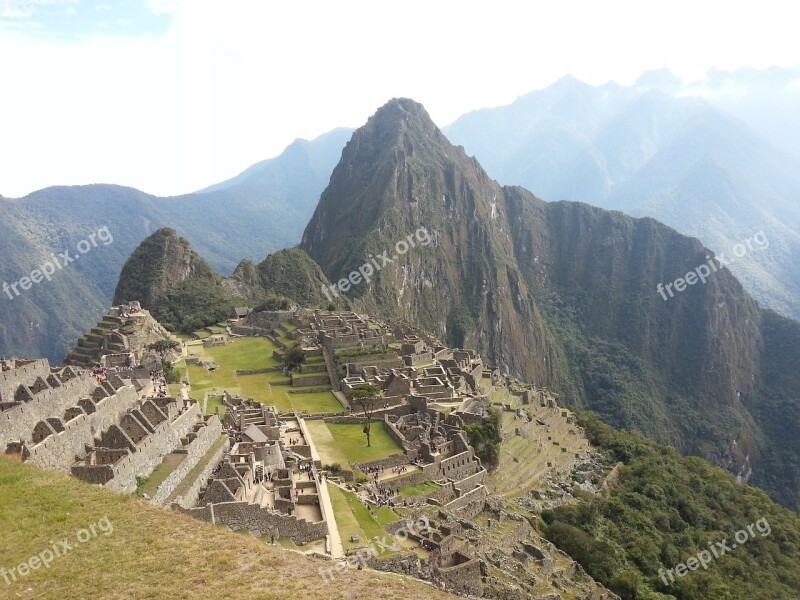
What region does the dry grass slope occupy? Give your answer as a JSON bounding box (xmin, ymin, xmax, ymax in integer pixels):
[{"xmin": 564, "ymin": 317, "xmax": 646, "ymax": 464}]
[{"xmin": 0, "ymin": 457, "xmax": 456, "ymax": 600}]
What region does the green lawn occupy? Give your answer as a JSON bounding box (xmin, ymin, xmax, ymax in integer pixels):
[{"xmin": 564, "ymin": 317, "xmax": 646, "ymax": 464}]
[
  {"xmin": 327, "ymin": 485, "xmax": 397, "ymax": 552},
  {"xmin": 325, "ymin": 422, "xmax": 403, "ymax": 464},
  {"xmin": 185, "ymin": 337, "xmax": 342, "ymax": 414},
  {"xmin": 205, "ymin": 395, "xmax": 226, "ymax": 418},
  {"xmin": 398, "ymin": 481, "xmax": 440, "ymax": 498},
  {"xmin": 304, "ymin": 420, "xmax": 353, "ymax": 472},
  {"xmin": 136, "ymin": 458, "xmax": 182, "ymax": 498}
]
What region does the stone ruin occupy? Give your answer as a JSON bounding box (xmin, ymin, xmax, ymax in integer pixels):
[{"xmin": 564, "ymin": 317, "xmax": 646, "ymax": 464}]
[
  {"xmin": 175, "ymin": 395, "xmax": 329, "ymax": 547},
  {"xmin": 0, "ymin": 355, "xmax": 224, "ymax": 505}
]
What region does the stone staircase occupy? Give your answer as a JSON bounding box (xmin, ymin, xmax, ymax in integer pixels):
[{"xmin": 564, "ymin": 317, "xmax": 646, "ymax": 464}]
[{"xmin": 64, "ymin": 313, "xmax": 127, "ymax": 368}]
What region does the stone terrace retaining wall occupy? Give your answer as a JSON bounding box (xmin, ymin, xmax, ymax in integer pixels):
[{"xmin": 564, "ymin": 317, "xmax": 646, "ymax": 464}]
[
  {"xmin": 151, "ymin": 415, "xmax": 223, "ymax": 505},
  {"xmin": 443, "ymin": 484, "xmax": 487, "ymax": 515},
  {"xmin": 103, "ymin": 403, "xmax": 202, "ymax": 494},
  {"xmin": 0, "ymin": 359, "xmax": 51, "ymax": 401},
  {"xmin": 25, "ymin": 385, "xmax": 139, "ymax": 473},
  {"xmin": 1, "ymin": 375, "xmax": 97, "ymax": 447},
  {"xmin": 171, "ymin": 436, "xmax": 230, "ymax": 509},
  {"xmin": 178, "ymin": 501, "xmax": 327, "ymax": 545}
]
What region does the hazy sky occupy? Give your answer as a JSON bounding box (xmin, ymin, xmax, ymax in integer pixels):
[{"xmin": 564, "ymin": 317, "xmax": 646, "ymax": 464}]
[{"xmin": 1, "ymin": 0, "xmax": 798, "ymax": 197}]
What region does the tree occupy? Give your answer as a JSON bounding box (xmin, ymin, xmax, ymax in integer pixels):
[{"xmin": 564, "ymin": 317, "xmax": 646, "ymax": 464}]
[
  {"xmin": 147, "ymin": 339, "xmax": 180, "ymax": 358},
  {"xmin": 346, "ymin": 384, "xmax": 381, "ymax": 447},
  {"xmin": 464, "ymin": 408, "xmax": 502, "ymax": 468},
  {"xmin": 282, "ymin": 344, "xmax": 306, "ymax": 371}
]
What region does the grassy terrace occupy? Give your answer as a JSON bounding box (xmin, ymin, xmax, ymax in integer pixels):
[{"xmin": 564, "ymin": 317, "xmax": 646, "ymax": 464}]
[
  {"xmin": 205, "ymin": 394, "xmax": 226, "ymax": 418},
  {"xmin": 164, "ymin": 435, "xmax": 228, "ymax": 505},
  {"xmin": 398, "ymin": 481, "xmax": 440, "ymax": 498},
  {"xmin": 185, "ymin": 337, "xmax": 342, "ymax": 414},
  {"xmin": 136, "ymin": 454, "xmax": 184, "ymax": 498},
  {"xmin": 327, "ymin": 484, "xmax": 398, "ymax": 552},
  {"xmin": 0, "ymin": 457, "xmax": 456, "ymax": 600},
  {"xmin": 326, "ymin": 422, "xmax": 403, "ymax": 464}
]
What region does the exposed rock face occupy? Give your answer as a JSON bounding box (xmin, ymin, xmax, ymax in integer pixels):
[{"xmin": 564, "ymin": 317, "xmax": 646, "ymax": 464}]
[{"xmin": 300, "ymin": 98, "xmax": 800, "ymax": 510}]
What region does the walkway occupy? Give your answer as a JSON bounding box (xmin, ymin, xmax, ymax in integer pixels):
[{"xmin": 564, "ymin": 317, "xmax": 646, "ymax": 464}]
[{"xmin": 318, "ymin": 477, "xmax": 344, "ymax": 558}]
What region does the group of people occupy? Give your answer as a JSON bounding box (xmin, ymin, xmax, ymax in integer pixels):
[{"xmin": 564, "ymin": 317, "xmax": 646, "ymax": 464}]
[
  {"xmin": 363, "ymin": 463, "xmax": 410, "ymax": 480},
  {"xmin": 150, "ymin": 369, "xmax": 168, "ymax": 397},
  {"xmin": 299, "ymin": 462, "xmax": 315, "ymax": 481},
  {"xmin": 371, "ymin": 481, "xmax": 398, "ymax": 507},
  {"xmin": 254, "ymin": 470, "xmax": 275, "ymax": 484}
]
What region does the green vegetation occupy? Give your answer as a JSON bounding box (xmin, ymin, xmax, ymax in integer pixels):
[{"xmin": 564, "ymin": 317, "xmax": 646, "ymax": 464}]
[
  {"xmin": 153, "ymin": 277, "xmax": 238, "ymax": 334},
  {"xmin": 185, "ymin": 337, "xmax": 341, "ymax": 414},
  {"xmin": 346, "ymin": 384, "xmax": 381, "ymax": 447},
  {"xmin": 325, "ymin": 422, "xmax": 403, "ymax": 464},
  {"xmin": 253, "ymin": 295, "xmax": 291, "ymax": 312},
  {"xmin": 205, "ymin": 395, "xmax": 225, "ymax": 418},
  {"xmin": 541, "ymin": 412, "xmax": 800, "ymax": 600},
  {"xmin": 147, "ymin": 339, "xmax": 180, "ymax": 356},
  {"xmin": 136, "ymin": 458, "xmax": 181, "ymax": 498},
  {"xmin": 327, "ymin": 484, "xmax": 397, "ymax": 552},
  {"xmin": 304, "ymin": 420, "xmax": 353, "ymax": 472},
  {"xmin": 464, "ymin": 408, "xmax": 502, "ymax": 468},
  {"xmin": 282, "ymin": 344, "xmax": 306, "ymax": 371},
  {"xmin": 398, "ymin": 481, "xmax": 440, "ymax": 498}
]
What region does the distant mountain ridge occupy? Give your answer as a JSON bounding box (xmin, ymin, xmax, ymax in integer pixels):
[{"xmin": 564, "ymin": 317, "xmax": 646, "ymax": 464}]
[
  {"xmin": 0, "ymin": 128, "xmax": 351, "ymax": 362},
  {"xmin": 444, "ymin": 73, "xmax": 800, "ymax": 320}
]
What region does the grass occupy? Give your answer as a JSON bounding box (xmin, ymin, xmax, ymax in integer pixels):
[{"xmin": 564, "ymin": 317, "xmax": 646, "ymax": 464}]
[
  {"xmin": 164, "ymin": 435, "xmax": 228, "ymax": 504},
  {"xmin": 325, "ymin": 422, "xmax": 403, "ymax": 464},
  {"xmin": 136, "ymin": 457, "xmax": 183, "ymax": 498},
  {"xmin": 327, "ymin": 484, "xmax": 397, "ymax": 552},
  {"xmin": 0, "ymin": 457, "xmax": 455, "ymax": 600},
  {"xmin": 304, "ymin": 420, "xmax": 352, "ymax": 472},
  {"xmin": 185, "ymin": 337, "xmax": 343, "ymax": 414},
  {"xmin": 205, "ymin": 395, "xmax": 226, "ymax": 418},
  {"xmin": 397, "ymin": 481, "xmax": 441, "ymax": 498}
]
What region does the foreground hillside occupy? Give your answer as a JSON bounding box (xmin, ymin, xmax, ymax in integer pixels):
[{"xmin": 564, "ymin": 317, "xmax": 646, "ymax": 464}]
[{"xmin": 0, "ymin": 457, "xmax": 454, "ymax": 600}]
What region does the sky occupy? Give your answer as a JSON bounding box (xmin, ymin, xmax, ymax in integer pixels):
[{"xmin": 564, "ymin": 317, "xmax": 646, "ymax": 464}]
[{"xmin": 0, "ymin": 0, "xmax": 798, "ymax": 198}]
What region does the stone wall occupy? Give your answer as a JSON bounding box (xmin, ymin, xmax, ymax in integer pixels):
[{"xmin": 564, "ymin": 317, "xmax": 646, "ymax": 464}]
[
  {"xmin": 24, "ymin": 385, "xmax": 139, "ymax": 473},
  {"xmin": 1, "ymin": 374, "xmax": 97, "ymax": 447},
  {"xmin": 438, "ymin": 553, "xmax": 483, "ymax": 597},
  {"xmin": 151, "ymin": 415, "xmax": 224, "ymax": 505},
  {"xmin": 171, "ymin": 436, "xmax": 230, "ymax": 509},
  {"xmin": 426, "ymin": 448, "xmax": 480, "ymax": 481},
  {"xmin": 102, "ymin": 403, "xmax": 202, "ymax": 494},
  {"xmin": 234, "ymin": 367, "xmax": 279, "ymax": 376},
  {"xmin": 291, "ymin": 374, "xmax": 329, "ymax": 388},
  {"xmin": 178, "ymin": 501, "xmax": 327, "ymax": 545},
  {"xmin": 453, "ymin": 469, "xmax": 486, "ymax": 494},
  {"xmin": 0, "ymin": 359, "xmax": 51, "ymax": 402},
  {"xmin": 444, "ymin": 484, "xmax": 487, "ymax": 514}
]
